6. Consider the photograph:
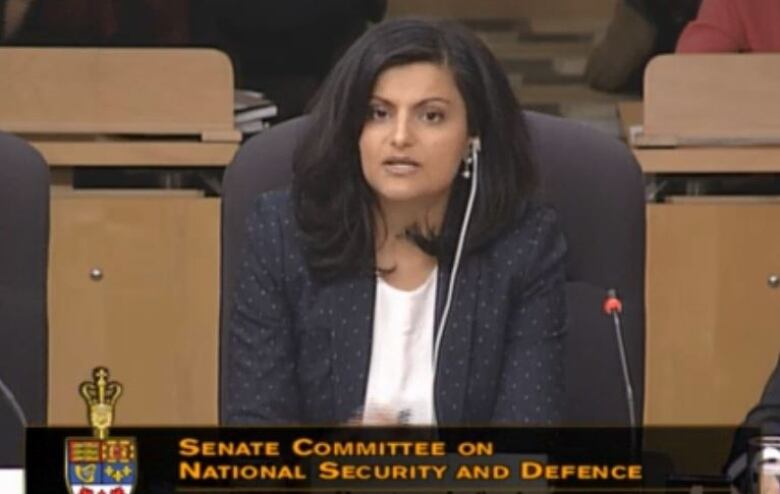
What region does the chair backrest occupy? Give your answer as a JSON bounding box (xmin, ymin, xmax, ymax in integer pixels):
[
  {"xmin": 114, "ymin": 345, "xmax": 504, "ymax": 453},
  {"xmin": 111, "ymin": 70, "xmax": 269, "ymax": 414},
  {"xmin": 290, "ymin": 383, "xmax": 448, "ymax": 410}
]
[
  {"xmin": 0, "ymin": 132, "xmax": 49, "ymax": 466},
  {"xmin": 528, "ymin": 112, "xmax": 646, "ymax": 425},
  {"xmin": 221, "ymin": 111, "xmax": 646, "ymax": 425}
]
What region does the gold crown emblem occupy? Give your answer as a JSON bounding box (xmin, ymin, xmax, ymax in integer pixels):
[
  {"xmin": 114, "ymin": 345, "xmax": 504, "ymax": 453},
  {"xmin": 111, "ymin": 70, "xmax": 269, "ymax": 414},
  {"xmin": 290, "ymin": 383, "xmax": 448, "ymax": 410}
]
[{"xmin": 79, "ymin": 367, "xmax": 123, "ymax": 439}]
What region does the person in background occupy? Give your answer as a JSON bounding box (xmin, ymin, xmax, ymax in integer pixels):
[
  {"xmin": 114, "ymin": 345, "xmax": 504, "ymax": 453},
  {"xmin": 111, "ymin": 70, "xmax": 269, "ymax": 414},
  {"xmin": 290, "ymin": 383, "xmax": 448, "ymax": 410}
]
[
  {"xmin": 675, "ymin": 0, "xmax": 780, "ymax": 196},
  {"xmin": 726, "ymin": 355, "xmax": 780, "ymax": 494},
  {"xmin": 195, "ymin": 0, "xmax": 387, "ymax": 119},
  {"xmin": 0, "ymin": 0, "xmax": 31, "ymax": 40},
  {"xmin": 585, "ymin": 0, "xmax": 700, "ymax": 93},
  {"xmin": 585, "ymin": 0, "xmax": 701, "ymax": 92},
  {"xmin": 676, "ymin": 0, "xmax": 780, "ymax": 53},
  {"xmin": 1, "ymin": 0, "xmax": 189, "ymax": 45},
  {"xmin": 223, "ymin": 18, "xmax": 567, "ymax": 426},
  {"xmin": 1, "ymin": 0, "xmax": 387, "ymax": 120}
]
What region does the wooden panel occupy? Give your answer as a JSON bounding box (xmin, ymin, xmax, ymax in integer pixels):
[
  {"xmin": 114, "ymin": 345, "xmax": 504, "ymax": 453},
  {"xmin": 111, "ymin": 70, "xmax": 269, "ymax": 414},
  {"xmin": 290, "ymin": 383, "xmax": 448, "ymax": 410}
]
[
  {"xmin": 529, "ymin": 18, "xmax": 608, "ymax": 35},
  {"xmin": 388, "ymin": 0, "xmax": 616, "ymax": 19},
  {"xmin": 622, "ymin": 100, "xmax": 780, "ymax": 173},
  {"xmin": 515, "ymin": 83, "xmax": 625, "ymax": 104},
  {"xmin": 641, "ymin": 54, "xmax": 780, "ymax": 145},
  {"xmin": 646, "ymin": 203, "xmax": 780, "ymax": 425},
  {"xmin": 487, "ymin": 40, "xmax": 591, "ymax": 60},
  {"xmin": 48, "ymin": 196, "xmax": 220, "ymax": 425},
  {"xmin": 617, "ymin": 101, "xmax": 642, "ymax": 140},
  {"xmin": 0, "ymin": 48, "xmax": 235, "ymax": 137},
  {"xmin": 633, "ymin": 147, "xmax": 780, "ymax": 174},
  {"xmin": 30, "ymin": 141, "xmax": 237, "ymax": 167}
]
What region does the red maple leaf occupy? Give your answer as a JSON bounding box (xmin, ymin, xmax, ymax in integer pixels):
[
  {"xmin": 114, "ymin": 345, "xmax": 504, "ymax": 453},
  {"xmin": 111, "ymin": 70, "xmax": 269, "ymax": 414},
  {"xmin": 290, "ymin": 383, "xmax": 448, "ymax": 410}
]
[
  {"xmin": 78, "ymin": 489, "xmax": 94, "ymax": 494},
  {"xmin": 110, "ymin": 488, "xmax": 125, "ymax": 494}
]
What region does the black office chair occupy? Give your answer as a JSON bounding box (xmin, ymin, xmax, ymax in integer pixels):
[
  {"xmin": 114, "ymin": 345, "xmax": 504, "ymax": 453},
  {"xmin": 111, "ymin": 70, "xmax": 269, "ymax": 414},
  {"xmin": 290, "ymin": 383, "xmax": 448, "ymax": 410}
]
[
  {"xmin": 0, "ymin": 132, "xmax": 49, "ymax": 466},
  {"xmin": 220, "ymin": 112, "xmax": 645, "ymax": 426}
]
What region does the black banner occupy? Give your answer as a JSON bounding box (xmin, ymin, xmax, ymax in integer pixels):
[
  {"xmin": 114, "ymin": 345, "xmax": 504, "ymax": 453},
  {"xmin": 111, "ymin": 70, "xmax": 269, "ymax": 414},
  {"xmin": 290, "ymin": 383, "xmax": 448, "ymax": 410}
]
[{"xmin": 27, "ymin": 427, "xmax": 744, "ymax": 493}]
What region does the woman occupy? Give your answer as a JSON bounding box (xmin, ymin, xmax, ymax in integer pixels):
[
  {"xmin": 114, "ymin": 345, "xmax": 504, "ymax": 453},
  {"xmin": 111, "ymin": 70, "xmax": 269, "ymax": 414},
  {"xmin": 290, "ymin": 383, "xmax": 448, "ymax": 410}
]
[
  {"xmin": 676, "ymin": 0, "xmax": 780, "ymax": 53},
  {"xmin": 585, "ymin": 0, "xmax": 701, "ymax": 93},
  {"xmin": 196, "ymin": 0, "xmax": 387, "ymax": 118},
  {"xmin": 223, "ymin": 18, "xmax": 567, "ymax": 426}
]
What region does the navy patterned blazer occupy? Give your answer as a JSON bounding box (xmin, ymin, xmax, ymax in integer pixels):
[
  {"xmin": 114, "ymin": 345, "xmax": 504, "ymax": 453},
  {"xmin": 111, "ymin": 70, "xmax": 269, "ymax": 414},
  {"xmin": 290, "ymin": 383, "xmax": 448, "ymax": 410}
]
[{"xmin": 223, "ymin": 189, "xmax": 567, "ymax": 425}]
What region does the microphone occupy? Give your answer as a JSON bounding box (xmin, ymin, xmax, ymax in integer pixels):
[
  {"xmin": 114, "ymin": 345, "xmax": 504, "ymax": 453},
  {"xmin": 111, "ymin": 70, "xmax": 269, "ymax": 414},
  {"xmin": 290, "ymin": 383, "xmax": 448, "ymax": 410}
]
[
  {"xmin": 0, "ymin": 375, "xmax": 28, "ymax": 429},
  {"xmin": 603, "ymin": 289, "xmax": 637, "ymax": 428}
]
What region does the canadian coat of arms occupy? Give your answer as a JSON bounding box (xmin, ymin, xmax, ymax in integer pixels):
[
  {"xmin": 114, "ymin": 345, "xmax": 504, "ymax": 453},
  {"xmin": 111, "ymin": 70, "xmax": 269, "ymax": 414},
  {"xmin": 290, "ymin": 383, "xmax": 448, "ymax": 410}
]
[{"xmin": 65, "ymin": 367, "xmax": 137, "ymax": 494}]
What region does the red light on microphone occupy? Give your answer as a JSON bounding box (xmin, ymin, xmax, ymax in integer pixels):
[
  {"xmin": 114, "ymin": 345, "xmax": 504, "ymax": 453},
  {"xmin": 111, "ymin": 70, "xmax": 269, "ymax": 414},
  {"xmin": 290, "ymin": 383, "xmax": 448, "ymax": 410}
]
[{"xmin": 603, "ymin": 289, "xmax": 623, "ymax": 315}]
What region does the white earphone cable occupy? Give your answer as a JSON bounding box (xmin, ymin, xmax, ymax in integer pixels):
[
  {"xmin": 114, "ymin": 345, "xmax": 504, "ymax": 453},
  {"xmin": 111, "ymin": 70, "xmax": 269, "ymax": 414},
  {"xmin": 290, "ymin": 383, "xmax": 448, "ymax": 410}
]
[{"xmin": 431, "ymin": 138, "xmax": 480, "ymax": 423}]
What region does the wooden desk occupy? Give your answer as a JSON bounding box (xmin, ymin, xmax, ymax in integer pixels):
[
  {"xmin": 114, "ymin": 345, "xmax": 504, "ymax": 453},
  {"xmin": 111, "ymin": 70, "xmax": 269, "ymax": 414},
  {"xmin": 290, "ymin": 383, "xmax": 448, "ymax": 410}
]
[
  {"xmin": 645, "ymin": 202, "xmax": 780, "ymax": 425},
  {"xmin": 641, "ymin": 55, "xmax": 780, "ymax": 146},
  {"xmin": 48, "ymin": 195, "xmax": 221, "ymax": 426},
  {"xmin": 30, "ymin": 140, "xmax": 237, "ymax": 167},
  {"xmin": 0, "ymin": 48, "xmax": 237, "ymax": 427},
  {"xmin": 635, "ymin": 147, "xmax": 780, "ymax": 174},
  {"xmin": 617, "ymin": 101, "xmax": 642, "ymax": 141},
  {"xmin": 619, "ymin": 101, "xmax": 780, "ymax": 174},
  {"xmin": 619, "ymin": 98, "xmax": 780, "ymax": 425}
]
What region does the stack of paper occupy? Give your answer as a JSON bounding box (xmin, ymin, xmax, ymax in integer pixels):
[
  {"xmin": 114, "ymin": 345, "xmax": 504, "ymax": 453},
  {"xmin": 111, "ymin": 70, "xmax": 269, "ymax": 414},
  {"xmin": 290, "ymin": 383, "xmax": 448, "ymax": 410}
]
[{"xmin": 234, "ymin": 89, "xmax": 279, "ymax": 135}]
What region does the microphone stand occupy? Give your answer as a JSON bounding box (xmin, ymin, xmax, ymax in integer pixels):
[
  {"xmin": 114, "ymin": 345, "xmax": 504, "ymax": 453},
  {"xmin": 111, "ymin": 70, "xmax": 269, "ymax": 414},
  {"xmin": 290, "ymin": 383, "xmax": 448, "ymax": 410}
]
[{"xmin": 603, "ymin": 289, "xmax": 639, "ymax": 464}]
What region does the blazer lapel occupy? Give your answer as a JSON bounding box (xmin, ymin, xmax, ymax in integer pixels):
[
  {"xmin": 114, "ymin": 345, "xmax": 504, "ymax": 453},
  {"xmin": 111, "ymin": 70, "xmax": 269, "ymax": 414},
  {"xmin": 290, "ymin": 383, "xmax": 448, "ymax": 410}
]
[
  {"xmin": 327, "ymin": 273, "xmax": 375, "ymax": 422},
  {"xmin": 434, "ymin": 256, "xmax": 480, "ymax": 424}
]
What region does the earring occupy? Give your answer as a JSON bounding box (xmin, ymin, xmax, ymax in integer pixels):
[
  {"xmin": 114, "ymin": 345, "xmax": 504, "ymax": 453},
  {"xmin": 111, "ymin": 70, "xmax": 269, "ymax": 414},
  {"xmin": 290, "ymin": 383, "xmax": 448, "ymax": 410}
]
[
  {"xmin": 461, "ymin": 155, "xmax": 473, "ymax": 179},
  {"xmin": 461, "ymin": 140, "xmax": 479, "ymax": 179}
]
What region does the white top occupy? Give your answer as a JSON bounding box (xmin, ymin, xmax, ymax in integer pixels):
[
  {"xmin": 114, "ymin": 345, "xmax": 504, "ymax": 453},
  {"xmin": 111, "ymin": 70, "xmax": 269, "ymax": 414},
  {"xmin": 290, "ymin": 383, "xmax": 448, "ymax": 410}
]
[
  {"xmin": 363, "ymin": 268, "xmax": 437, "ymax": 425},
  {"xmin": 0, "ymin": 469, "xmax": 23, "ymax": 494}
]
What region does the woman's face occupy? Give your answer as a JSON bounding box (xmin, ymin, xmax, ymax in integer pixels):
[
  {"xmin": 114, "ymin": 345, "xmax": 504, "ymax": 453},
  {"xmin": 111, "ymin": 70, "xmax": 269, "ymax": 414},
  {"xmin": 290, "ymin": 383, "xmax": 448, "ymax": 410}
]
[{"xmin": 359, "ymin": 62, "xmax": 470, "ymax": 210}]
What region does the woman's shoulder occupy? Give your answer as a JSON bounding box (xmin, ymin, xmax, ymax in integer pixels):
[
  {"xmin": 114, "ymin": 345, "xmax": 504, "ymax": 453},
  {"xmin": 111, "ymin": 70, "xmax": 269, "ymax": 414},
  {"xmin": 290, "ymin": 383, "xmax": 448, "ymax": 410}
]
[
  {"xmin": 251, "ymin": 188, "xmax": 293, "ymax": 219},
  {"xmin": 244, "ymin": 188, "xmax": 301, "ymax": 256},
  {"xmin": 244, "ymin": 188, "xmax": 313, "ymax": 286},
  {"xmin": 491, "ymin": 200, "xmax": 564, "ymax": 246},
  {"xmin": 246, "ymin": 188, "xmax": 297, "ymax": 235},
  {"xmin": 482, "ymin": 200, "xmax": 567, "ymax": 275}
]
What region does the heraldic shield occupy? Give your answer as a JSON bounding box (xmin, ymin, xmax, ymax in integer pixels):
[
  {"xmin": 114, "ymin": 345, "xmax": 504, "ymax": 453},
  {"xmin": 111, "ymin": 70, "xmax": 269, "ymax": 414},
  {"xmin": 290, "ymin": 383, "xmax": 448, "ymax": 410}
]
[
  {"xmin": 66, "ymin": 367, "xmax": 136, "ymax": 494},
  {"xmin": 65, "ymin": 437, "xmax": 137, "ymax": 494}
]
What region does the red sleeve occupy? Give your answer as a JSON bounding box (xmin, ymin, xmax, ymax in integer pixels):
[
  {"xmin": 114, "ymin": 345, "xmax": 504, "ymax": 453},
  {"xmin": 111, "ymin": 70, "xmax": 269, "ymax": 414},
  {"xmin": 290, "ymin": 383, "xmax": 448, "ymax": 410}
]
[{"xmin": 676, "ymin": 0, "xmax": 746, "ymax": 53}]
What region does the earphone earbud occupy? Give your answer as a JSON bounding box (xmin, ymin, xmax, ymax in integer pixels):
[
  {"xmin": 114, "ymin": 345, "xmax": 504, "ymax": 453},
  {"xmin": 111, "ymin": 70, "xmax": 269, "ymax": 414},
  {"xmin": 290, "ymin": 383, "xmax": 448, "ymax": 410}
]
[{"xmin": 470, "ymin": 137, "xmax": 481, "ymax": 154}]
